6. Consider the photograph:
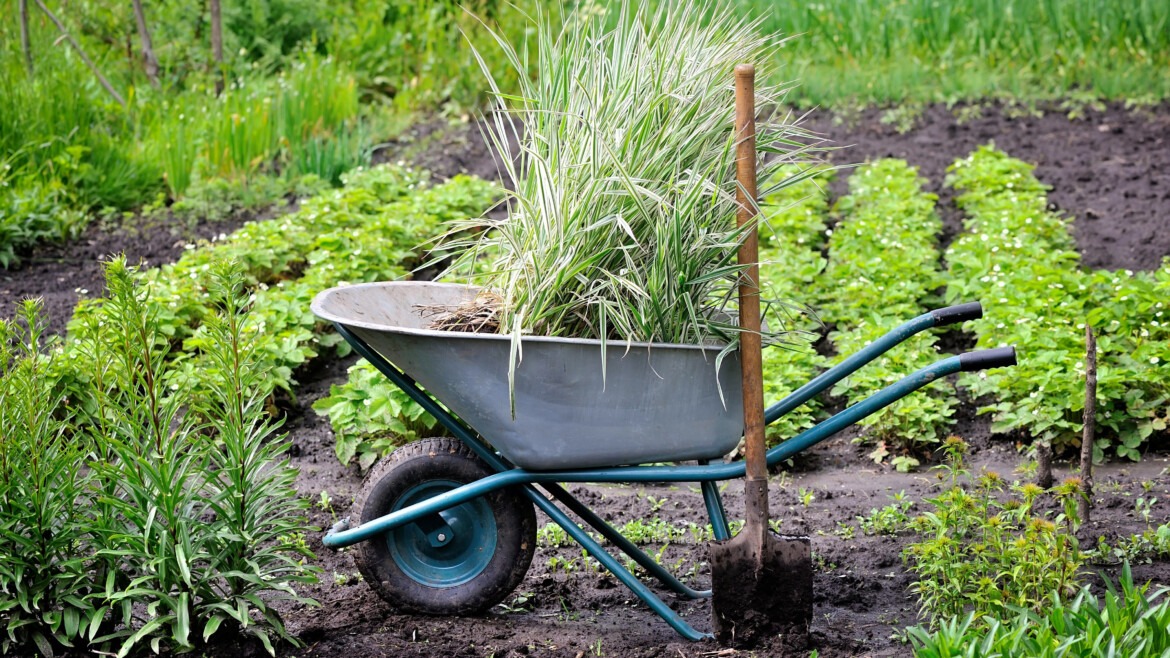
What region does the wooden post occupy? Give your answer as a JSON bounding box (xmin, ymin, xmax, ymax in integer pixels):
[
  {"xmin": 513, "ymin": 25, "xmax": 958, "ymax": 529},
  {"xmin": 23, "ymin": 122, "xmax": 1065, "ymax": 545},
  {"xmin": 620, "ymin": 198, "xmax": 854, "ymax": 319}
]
[
  {"xmin": 33, "ymin": 0, "xmax": 126, "ymax": 108},
  {"xmin": 20, "ymin": 0, "xmax": 34, "ymax": 76},
  {"xmin": 1079, "ymin": 325, "xmax": 1097, "ymax": 525},
  {"xmin": 1036, "ymin": 439, "xmax": 1053, "ymax": 489},
  {"xmin": 210, "ymin": 0, "xmax": 224, "ymax": 95},
  {"xmin": 131, "ymin": 0, "xmax": 160, "ymax": 88}
]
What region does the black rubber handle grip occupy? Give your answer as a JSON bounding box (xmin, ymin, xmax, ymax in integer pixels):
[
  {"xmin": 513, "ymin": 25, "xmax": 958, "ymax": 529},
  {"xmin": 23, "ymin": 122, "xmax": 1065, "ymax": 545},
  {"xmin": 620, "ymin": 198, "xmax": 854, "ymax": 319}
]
[
  {"xmin": 931, "ymin": 302, "xmax": 983, "ymax": 326},
  {"xmin": 959, "ymin": 346, "xmax": 1017, "ymax": 372}
]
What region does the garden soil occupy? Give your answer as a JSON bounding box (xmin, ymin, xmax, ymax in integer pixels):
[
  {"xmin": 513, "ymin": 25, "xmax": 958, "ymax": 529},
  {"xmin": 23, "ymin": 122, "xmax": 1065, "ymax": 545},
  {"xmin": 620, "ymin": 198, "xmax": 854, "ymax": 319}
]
[{"xmin": 5, "ymin": 103, "xmax": 1169, "ymax": 657}]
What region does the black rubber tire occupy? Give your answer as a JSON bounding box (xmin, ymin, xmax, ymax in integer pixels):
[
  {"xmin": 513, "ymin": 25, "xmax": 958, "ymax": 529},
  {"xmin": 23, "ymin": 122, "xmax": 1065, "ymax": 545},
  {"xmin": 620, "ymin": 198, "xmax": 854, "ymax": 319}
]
[{"xmin": 352, "ymin": 438, "xmax": 536, "ymax": 615}]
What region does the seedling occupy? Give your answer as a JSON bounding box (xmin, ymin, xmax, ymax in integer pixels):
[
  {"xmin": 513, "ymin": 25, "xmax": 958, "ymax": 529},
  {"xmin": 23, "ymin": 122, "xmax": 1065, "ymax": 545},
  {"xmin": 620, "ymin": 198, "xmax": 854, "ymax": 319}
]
[{"xmin": 495, "ymin": 592, "xmax": 535, "ymax": 614}]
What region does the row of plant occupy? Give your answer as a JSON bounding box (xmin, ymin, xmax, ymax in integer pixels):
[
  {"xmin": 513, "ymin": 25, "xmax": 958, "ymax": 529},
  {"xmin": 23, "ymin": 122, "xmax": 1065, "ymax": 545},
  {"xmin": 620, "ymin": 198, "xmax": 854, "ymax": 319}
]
[
  {"xmin": 811, "ymin": 159, "xmax": 954, "ymax": 466},
  {"xmin": 944, "ymin": 146, "xmax": 1170, "ymax": 460},
  {"xmin": 756, "ymin": 169, "xmax": 832, "ymax": 443},
  {"xmin": 64, "ymin": 165, "xmax": 497, "ymax": 404},
  {"xmin": 1, "ymin": 264, "xmax": 314, "ymax": 657}
]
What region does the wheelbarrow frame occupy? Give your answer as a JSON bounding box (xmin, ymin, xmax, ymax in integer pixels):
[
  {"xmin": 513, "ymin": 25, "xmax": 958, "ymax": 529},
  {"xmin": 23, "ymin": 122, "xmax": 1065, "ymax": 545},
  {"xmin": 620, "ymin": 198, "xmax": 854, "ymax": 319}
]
[{"xmin": 322, "ymin": 300, "xmax": 1012, "ymax": 641}]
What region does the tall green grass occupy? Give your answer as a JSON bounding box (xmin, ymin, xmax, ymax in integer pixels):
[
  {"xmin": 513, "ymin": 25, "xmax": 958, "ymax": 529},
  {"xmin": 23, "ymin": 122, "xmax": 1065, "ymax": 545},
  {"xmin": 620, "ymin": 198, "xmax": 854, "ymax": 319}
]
[
  {"xmin": 736, "ymin": 0, "xmax": 1170, "ymax": 105},
  {"xmin": 446, "ymin": 0, "xmax": 821, "ymax": 350}
]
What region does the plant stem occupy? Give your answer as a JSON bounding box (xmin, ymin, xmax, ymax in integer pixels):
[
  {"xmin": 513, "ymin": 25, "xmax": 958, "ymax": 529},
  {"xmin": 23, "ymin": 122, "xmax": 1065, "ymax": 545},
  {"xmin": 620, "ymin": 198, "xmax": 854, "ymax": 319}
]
[
  {"xmin": 210, "ymin": 0, "xmax": 224, "ymax": 95},
  {"xmin": 33, "ymin": 0, "xmax": 126, "ymax": 108},
  {"xmin": 1035, "ymin": 439, "xmax": 1053, "ymax": 489},
  {"xmin": 19, "ymin": 0, "xmax": 33, "ymax": 76},
  {"xmin": 131, "ymin": 0, "xmax": 160, "ymax": 88},
  {"xmin": 1079, "ymin": 325, "xmax": 1096, "ymax": 525}
]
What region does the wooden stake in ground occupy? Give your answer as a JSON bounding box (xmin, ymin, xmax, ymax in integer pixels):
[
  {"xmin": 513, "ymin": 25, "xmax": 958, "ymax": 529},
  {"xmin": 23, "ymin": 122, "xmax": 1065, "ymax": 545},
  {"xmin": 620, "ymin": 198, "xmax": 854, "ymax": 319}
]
[
  {"xmin": 1080, "ymin": 325, "xmax": 1097, "ymax": 525},
  {"xmin": 1036, "ymin": 439, "xmax": 1053, "ymax": 489},
  {"xmin": 19, "ymin": 0, "xmax": 33, "ymax": 76},
  {"xmin": 210, "ymin": 0, "xmax": 224, "ymax": 95},
  {"xmin": 131, "ymin": 0, "xmax": 160, "ymax": 88},
  {"xmin": 33, "ymin": 0, "xmax": 126, "ymax": 108}
]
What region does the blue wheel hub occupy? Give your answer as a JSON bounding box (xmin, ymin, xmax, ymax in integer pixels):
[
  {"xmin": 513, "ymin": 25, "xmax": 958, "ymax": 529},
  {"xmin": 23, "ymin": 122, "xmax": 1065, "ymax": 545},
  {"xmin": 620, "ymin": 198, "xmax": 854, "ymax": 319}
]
[{"xmin": 388, "ymin": 480, "xmax": 497, "ymax": 588}]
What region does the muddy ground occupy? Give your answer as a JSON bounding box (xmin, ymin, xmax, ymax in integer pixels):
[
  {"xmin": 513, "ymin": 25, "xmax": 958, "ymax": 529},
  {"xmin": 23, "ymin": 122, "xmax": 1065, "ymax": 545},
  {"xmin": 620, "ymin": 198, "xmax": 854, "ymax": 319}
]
[{"xmin": 4, "ymin": 103, "xmax": 1170, "ymax": 657}]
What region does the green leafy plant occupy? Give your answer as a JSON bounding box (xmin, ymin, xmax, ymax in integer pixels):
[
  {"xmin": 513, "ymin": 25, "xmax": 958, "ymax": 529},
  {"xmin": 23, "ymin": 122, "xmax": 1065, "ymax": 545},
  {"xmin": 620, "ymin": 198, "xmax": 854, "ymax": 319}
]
[
  {"xmin": 906, "ymin": 563, "xmax": 1170, "ymax": 658},
  {"xmin": 0, "ymin": 301, "xmax": 100, "ymax": 656},
  {"xmin": 75, "ymin": 259, "xmax": 319, "ymax": 656},
  {"xmin": 312, "ymin": 361, "xmax": 442, "ymax": 469},
  {"xmin": 813, "ymin": 159, "xmax": 955, "ymax": 454},
  {"xmin": 757, "ymin": 167, "xmax": 831, "ymax": 445},
  {"xmin": 1087, "ymin": 522, "xmax": 1170, "ymax": 565},
  {"xmin": 856, "ymin": 491, "xmax": 915, "ymax": 536},
  {"xmin": 0, "ymin": 261, "xmax": 319, "ymax": 657},
  {"xmin": 944, "ymin": 146, "xmax": 1170, "ymax": 460},
  {"xmin": 903, "ymin": 438, "xmax": 1083, "ymax": 626}
]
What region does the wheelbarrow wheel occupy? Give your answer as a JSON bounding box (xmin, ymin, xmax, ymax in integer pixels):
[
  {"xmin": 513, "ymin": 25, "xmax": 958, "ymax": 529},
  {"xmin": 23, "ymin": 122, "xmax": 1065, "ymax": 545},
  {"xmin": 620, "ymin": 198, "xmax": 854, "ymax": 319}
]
[{"xmin": 352, "ymin": 437, "xmax": 536, "ymax": 615}]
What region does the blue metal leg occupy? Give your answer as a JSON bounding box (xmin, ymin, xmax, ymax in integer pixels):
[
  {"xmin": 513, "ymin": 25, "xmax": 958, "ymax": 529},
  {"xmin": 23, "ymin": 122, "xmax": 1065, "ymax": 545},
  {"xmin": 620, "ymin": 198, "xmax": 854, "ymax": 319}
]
[
  {"xmin": 333, "ymin": 323, "xmax": 714, "ymax": 635},
  {"xmin": 541, "ymin": 483, "xmax": 711, "ymax": 599},
  {"xmin": 700, "ymin": 479, "xmax": 730, "ymax": 541},
  {"xmin": 531, "ymin": 487, "xmax": 712, "ymax": 641}
]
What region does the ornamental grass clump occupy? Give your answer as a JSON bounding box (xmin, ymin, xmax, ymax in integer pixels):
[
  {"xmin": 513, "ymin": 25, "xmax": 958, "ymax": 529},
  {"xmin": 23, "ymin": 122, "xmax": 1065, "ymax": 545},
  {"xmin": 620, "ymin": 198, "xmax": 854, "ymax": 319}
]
[{"xmin": 442, "ymin": 1, "xmax": 821, "ymax": 362}]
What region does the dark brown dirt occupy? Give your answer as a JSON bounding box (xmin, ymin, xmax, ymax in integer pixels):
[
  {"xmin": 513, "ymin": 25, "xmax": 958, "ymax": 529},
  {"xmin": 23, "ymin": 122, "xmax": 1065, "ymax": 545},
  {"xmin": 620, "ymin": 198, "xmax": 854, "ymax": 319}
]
[
  {"xmin": 802, "ymin": 102, "xmax": 1170, "ymax": 271},
  {"xmin": 7, "ymin": 104, "xmax": 1169, "ymax": 657},
  {"xmin": 0, "ymin": 206, "xmax": 285, "ymax": 338}
]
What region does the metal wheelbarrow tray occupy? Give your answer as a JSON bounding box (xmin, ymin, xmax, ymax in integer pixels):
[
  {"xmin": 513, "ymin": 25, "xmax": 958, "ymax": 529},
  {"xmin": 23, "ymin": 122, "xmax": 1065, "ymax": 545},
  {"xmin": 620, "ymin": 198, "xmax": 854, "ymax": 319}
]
[
  {"xmin": 312, "ymin": 280, "xmax": 1017, "ymax": 641},
  {"xmin": 311, "ymin": 281, "xmax": 745, "ymax": 470}
]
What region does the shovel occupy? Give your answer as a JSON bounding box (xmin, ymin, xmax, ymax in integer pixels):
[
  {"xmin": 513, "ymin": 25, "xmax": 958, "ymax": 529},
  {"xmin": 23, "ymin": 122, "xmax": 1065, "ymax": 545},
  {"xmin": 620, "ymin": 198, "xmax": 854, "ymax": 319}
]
[{"xmin": 709, "ymin": 63, "xmax": 813, "ymax": 647}]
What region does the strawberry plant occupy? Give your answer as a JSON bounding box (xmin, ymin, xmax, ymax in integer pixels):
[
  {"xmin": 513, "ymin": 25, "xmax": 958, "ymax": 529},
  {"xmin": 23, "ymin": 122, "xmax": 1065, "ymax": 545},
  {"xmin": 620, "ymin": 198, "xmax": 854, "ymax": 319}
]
[
  {"xmin": 813, "ymin": 159, "xmax": 955, "ymax": 455},
  {"xmin": 178, "ymin": 175, "xmax": 500, "ymax": 404},
  {"xmin": 944, "ymin": 146, "xmax": 1170, "ymax": 460},
  {"xmin": 758, "ymin": 167, "xmax": 832, "ymax": 444}
]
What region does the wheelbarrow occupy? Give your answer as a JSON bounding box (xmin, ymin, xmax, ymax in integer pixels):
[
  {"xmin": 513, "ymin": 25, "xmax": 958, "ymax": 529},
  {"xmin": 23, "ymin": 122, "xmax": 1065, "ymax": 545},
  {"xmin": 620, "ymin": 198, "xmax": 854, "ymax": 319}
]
[{"xmin": 311, "ymin": 281, "xmax": 1017, "ymax": 640}]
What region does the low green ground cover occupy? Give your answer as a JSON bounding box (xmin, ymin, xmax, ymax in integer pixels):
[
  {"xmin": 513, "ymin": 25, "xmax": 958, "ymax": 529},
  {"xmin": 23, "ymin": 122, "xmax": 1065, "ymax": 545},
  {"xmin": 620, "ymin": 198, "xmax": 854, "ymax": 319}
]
[
  {"xmin": 812, "ymin": 159, "xmax": 953, "ymax": 464},
  {"xmin": 62, "ymin": 164, "xmax": 497, "ymax": 405},
  {"xmin": 757, "ymin": 169, "xmax": 831, "ymax": 444},
  {"xmin": 945, "ymin": 147, "xmax": 1170, "ymax": 460}
]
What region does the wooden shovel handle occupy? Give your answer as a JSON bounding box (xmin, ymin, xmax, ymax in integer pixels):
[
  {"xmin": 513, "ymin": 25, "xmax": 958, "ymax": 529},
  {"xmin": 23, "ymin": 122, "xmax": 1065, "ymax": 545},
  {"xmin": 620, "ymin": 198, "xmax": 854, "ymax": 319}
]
[{"xmin": 734, "ymin": 64, "xmax": 767, "ymax": 485}]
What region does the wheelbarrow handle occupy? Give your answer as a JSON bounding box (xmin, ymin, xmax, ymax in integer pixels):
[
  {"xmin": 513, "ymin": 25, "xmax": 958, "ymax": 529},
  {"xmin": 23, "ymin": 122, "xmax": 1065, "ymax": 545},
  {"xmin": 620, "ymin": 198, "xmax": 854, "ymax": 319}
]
[
  {"xmin": 959, "ymin": 346, "xmax": 1018, "ymax": 371},
  {"xmin": 930, "ymin": 301, "xmax": 983, "ymax": 326},
  {"xmin": 764, "ymin": 300, "xmax": 984, "ymax": 426}
]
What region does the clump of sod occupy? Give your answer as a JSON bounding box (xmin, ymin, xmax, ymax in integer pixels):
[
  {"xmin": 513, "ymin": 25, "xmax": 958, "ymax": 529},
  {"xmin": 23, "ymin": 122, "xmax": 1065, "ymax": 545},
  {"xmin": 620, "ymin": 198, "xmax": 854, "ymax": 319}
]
[{"xmin": 441, "ymin": 1, "xmax": 822, "ymax": 376}]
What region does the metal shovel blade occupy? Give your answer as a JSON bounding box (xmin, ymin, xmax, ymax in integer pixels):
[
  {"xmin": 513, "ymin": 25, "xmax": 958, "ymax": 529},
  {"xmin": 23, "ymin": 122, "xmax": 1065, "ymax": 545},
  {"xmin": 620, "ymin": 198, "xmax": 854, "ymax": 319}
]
[{"xmin": 709, "ymin": 482, "xmax": 813, "ymax": 646}]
